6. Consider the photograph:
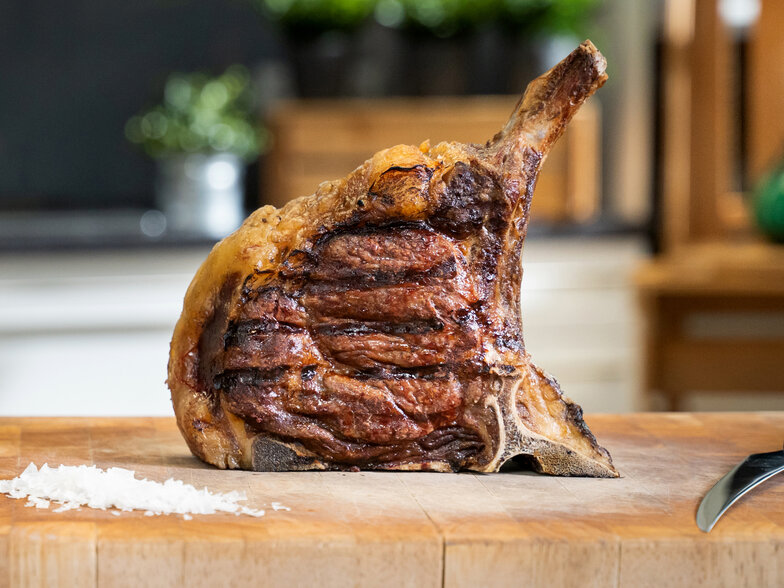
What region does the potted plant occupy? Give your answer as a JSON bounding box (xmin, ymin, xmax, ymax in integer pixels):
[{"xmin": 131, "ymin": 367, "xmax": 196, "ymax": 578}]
[
  {"xmin": 253, "ymin": 0, "xmax": 376, "ymax": 97},
  {"xmin": 125, "ymin": 65, "xmax": 267, "ymax": 238},
  {"xmin": 493, "ymin": 0, "xmax": 601, "ymax": 94},
  {"xmin": 381, "ymin": 0, "xmax": 494, "ymax": 95},
  {"xmin": 370, "ymin": 0, "xmax": 599, "ymax": 95}
]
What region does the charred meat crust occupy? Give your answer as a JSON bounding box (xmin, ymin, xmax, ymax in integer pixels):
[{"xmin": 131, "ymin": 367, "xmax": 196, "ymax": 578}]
[
  {"xmin": 192, "ymin": 162, "xmax": 505, "ymax": 468},
  {"xmin": 194, "ymin": 158, "xmax": 611, "ymax": 472},
  {"xmin": 178, "ymin": 41, "xmax": 617, "ymax": 477}
]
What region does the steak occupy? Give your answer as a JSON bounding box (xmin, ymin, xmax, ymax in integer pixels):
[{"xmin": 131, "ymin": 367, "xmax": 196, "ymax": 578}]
[{"xmin": 168, "ymin": 40, "xmax": 618, "ymax": 477}]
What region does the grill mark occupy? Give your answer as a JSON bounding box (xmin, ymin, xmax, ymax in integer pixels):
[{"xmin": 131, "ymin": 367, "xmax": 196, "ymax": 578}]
[
  {"xmin": 304, "ymin": 257, "xmax": 458, "ymax": 288},
  {"xmin": 313, "ymin": 219, "xmax": 432, "ymax": 248},
  {"xmin": 223, "ymin": 318, "xmax": 304, "ymax": 349},
  {"xmin": 353, "ymin": 364, "xmax": 462, "ymax": 380},
  {"xmin": 217, "ymin": 364, "xmax": 465, "ymax": 387},
  {"xmin": 213, "ymin": 367, "xmax": 287, "ymax": 390},
  {"xmin": 197, "ymin": 274, "xmax": 240, "ymax": 402},
  {"xmin": 303, "ymin": 264, "xmax": 457, "ymax": 293},
  {"xmin": 314, "ymin": 319, "xmax": 444, "ymax": 337}
]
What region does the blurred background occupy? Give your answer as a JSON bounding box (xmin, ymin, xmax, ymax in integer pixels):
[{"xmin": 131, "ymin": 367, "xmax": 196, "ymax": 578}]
[{"xmin": 1, "ymin": 0, "xmax": 782, "ymax": 416}]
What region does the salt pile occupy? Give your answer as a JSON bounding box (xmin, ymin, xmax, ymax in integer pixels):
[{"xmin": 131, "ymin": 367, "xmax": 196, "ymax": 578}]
[{"xmin": 0, "ymin": 463, "xmax": 268, "ymax": 518}]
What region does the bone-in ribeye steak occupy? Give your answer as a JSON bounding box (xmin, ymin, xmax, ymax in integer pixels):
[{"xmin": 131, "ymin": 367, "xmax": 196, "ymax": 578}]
[{"xmin": 168, "ymin": 41, "xmax": 618, "ymax": 477}]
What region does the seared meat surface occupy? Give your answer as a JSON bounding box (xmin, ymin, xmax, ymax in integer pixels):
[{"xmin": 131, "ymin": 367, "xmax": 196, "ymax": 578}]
[{"xmin": 169, "ymin": 41, "xmax": 618, "ymax": 477}]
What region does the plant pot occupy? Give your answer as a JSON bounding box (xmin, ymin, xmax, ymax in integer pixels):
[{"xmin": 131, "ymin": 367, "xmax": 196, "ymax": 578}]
[
  {"xmin": 401, "ymin": 32, "xmax": 469, "ymax": 96},
  {"xmin": 155, "ymin": 153, "xmax": 245, "ymax": 239},
  {"xmin": 287, "ymin": 31, "xmax": 355, "ymax": 97}
]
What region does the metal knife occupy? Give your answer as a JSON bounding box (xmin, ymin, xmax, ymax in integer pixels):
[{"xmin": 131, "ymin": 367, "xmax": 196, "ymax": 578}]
[{"xmin": 696, "ymin": 442, "xmax": 784, "ymax": 532}]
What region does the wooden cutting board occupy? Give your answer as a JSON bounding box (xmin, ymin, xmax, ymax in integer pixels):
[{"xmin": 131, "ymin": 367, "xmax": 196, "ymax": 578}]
[{"xmin": 1, "ymin": 413, "xmax": 783, "ymax": 587}]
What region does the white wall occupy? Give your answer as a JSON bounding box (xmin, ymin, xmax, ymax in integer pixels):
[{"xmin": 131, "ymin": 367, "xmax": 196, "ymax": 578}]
[
  {"xmin": 521, "ymin": 236, "xmax": 646, "ymax": 413},
  {"xmin": 0, "ymin": 249, "xmax": 207, "ymax": 416}
]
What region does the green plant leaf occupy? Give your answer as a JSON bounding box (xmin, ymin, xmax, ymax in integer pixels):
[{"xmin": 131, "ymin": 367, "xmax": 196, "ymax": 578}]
[{"xmin": 126, "ymin": 65, "xmax": 263, "ymax": 161}]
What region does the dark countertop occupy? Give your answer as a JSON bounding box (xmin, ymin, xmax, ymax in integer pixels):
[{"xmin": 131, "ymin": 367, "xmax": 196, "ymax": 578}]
[{"xmin": 0, "ymin": 209, "xmax": 219, "ymax": 252}]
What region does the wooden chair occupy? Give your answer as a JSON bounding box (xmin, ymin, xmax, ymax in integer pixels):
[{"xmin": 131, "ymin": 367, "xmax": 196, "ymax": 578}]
[
  {"xmin": 637, "ymin": 0, "xmax": 784, "ymax": 410},
  {"xmin": 262, "ymin": 96, "xmax": 601, "ymax": 225}
]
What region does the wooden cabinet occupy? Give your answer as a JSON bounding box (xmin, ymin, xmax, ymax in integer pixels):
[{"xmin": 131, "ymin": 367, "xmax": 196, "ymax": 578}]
[
  {"xmin": 263, "ymin": 96, "xmax": 601, "ymax": 225},
  {"xmin": 638, "ymin": 0, "xmax": 784, "ymax": 409},
  {"xmin": 637, "ymin": 242, "xmax": 784, "ymax": 410}
]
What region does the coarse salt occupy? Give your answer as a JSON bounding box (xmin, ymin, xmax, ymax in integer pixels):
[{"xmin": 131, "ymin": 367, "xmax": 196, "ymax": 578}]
[{"xmin": 0, "ymin": 463, "xmax": 274, "ymax": 518}]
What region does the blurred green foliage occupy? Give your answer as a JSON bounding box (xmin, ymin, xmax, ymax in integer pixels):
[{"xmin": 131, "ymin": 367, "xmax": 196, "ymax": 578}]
[
  {"xmin": 256, "ymin": 0, "xmax": 599, "ymax": 38},
  {"xmin": 754, "ymin": 168, "xmax": 784, "ymax": 242},
  {"xmin": 125, "ymin": 65, "xmax": 266, "ymax": 161},
  {"xmin": 254, "ymin": 0, "xmax": 376, "ymax": 34},
  {"xmin": 496, "ymin": 0, "xmax": 600, "ymax": 36},
  {"xmin": 391, "ymin": 0, "xmax": 493, "ymax": 37}
]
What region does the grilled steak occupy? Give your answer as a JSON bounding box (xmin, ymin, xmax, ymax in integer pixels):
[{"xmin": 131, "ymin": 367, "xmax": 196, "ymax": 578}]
[{"xmin": 168, "ymin": 41, "xmax": 618, "ymax": 477}]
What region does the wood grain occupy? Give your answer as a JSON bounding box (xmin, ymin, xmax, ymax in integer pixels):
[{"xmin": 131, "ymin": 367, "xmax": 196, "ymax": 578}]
[
  {"xmin": 0, "ymin": 414, "xmax": 783, "ymax": 587},
  {"xmin": 636, "ymin": 242, "xmax": 784, "ymax": 409},
  {"xmin": 748, "ymin": 0, "xmax": 784, "ymax": 181},
  {"xmin": 660, "ymin": 0, "xmax": 761, "ymax": 249}
]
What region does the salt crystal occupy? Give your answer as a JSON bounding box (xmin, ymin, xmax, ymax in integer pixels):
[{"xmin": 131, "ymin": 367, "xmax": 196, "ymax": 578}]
[
  {"xmin": 26, "ymin": 496, "xmax": 49, "ymax": 509},
  {"xmin": 241, "ymin": 506, "xmax": 265, "ymax": 517},
  {"xmin": 0, "ymin": 463, "xmax": 266, "ymax": 518},
  {"xmin": 271, "ymin": 502, "xmax": 290, "ymax": 511}
]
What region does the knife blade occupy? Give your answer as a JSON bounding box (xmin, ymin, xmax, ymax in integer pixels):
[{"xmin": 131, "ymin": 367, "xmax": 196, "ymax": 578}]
[{"xmin": 696, "ymin": 442, "xmax": 784, "ymax": 533}]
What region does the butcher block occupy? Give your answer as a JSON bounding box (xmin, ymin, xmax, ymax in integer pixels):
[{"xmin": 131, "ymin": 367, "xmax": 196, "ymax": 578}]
[{"xmin": 1, "ymin": 413, "xmax": 782, "ymax": 587}]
